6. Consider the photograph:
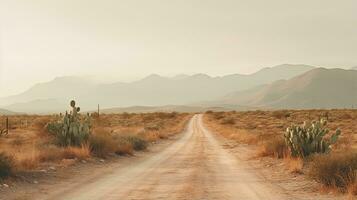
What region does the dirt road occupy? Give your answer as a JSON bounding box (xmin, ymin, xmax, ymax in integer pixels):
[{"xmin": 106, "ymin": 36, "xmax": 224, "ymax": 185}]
[{"xmin": 32, "ymin": 114, "xmax": 296, "ymax": 200}]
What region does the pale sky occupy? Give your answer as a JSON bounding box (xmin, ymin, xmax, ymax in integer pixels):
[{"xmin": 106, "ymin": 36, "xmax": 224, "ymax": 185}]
[{"xmin": 1, "ymin": 0, "xmax": 356, "ymax": 97}]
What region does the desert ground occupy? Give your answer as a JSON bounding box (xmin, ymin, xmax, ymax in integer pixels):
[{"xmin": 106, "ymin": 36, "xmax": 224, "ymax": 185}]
[
  {"xmin": 204, "ymin": 109, "xmax": 357, "ymax": 199},
  {"xmin": 1, "ymin": 111, "xmax": 355, "ymax": 199}
]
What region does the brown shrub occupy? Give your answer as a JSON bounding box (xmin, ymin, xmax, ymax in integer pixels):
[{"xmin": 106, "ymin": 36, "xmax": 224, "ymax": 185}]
[
  {"xmin": 63, "ymin": 144, "xmax": 91, "ymax": 160},
  {"xmin": 32, "ymin": 116, "xmax": 52, "ymax": 137},
  {"xmin": 38, "ymin": 146, "xmax": 65, "ymax": 162},
  {"xmin": 228, "ymin": 129, "xmax": 259, "ymax": 145},
  {"xmin": 308, "ymin": 152, "xmax": 357, "ymax": 191},
  {"xmin": 15, "ymin": 151, "xmax": 40, "ymax": 170},
  {"xmin": 0, "ymin": 153, "xmax": 13, "ymax": 179},
  {"xmin": 115, "ymin": 142, "xmax": 134, "ymax": 156},
  {"xmin": 257, "ymin": 137, "xmax": 287, "ymax": 158},
  {"xmin": 89, "ymin": 132, "xmax": 117, "ymax": 158},
  {"xmin": 272, "ymin": 110, "xmax": 291, "ymax": 119},
  {"xmin": 121, "ymin": 135, "xmax": 148, "ymax": 151},
  {"xmin": 213, "ymin": 112, "xmax": 225, "ymax": 120},
  {"xmin": 340, "ymin": 113, "xmax": 352, "ymax": 120},
  {"xmin": 284, "ymin": 157, "xmax": 304, "ymax": 174},
  {"xmin": 220, "ymin": 117, "xmax": 235, "ymax": 125}
]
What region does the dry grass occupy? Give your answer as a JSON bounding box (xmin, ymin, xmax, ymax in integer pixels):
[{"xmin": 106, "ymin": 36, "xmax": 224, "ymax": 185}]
[
  {"xmin": 115, "ymin": 142, "xmax": 134, "ymax": 156},
  {"xmin": 308, "ymin": 152, "xmax": 357, "ymax": 191},
  {"xmin": 205, "ymin": 109, "xmax": 357, "ymax": 195},
  {"xmin": 205, "ymin": 109, "xmax": 357, "ymax": 150},
  {"xmin": 90, "ymin": 129, "xmax": 124, "ymax": 158},
  {"xmin": 284, "ymin": 157, "xmax": 304, "ymax": 174},
  {"xmin": 63, "ymin": 144, "xmax": 91, "ymax": 160},
  {"xmin": 257, "ymin": 137, "xmax": 287, "ymax": 158},
  {"xmin": 0, "ymin": 112, "xmax": 191, "ymax": 177},
  {"xmin": 0, "ymin": 153, "xmax": 13, "ymax": 179}
]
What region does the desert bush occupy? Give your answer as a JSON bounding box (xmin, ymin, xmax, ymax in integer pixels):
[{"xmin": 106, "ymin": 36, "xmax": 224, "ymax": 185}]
[
  {"xmin": 156, "ymin": 112, "xmax": 177, "ymax": 119},
  {"xmin": 213, "ymin": 112, "xmax": 225, "ymax": 120},
  {"xmin": 284, "ymin": 119, "xmax": 341, "ymax": 158},
  {"xmin": 205, "ymin": 110, "xmax": 213, "ymax": 114},
  {"xmin": 309, "ymin": 152, "xmax": 357, "ymax": 190},
  {"xmin": 121, "ymin": 112, "xmax": 130, "ymax": 119},
  {"xmin": 89, "ymin": 133, "xmax": 117, "ymax": 158},
  {"xmin": 258, "ymin": 137, "xmax": 287, "ymax": 158},
  {"xmin": 0, "ymin": 153, "xmax": 13, "ymax": 179},
  {"xmin": 15, "ymin": 148, "xmax": 41, "ymax": 170},
  {"xmin": 340, "ymin": 113, "xmax": 352, "ymax": 120},
  {"xmin": 285, "ymin": 157, "xmax": 304, "ymax": 174},
  {"xmin": 123, "ymin": 135, "xmax": 148, "ymax": 151},
  {"xmin": 145, "ymin": 123, "xmax": 161, "ymax": 131},
  {"xmin": 272, "ymin": 110, "xmax": 291, "ymax": 119},
  {"xmin": 220, "ymin": 117, "xmax": 235, "ymax": 125},
  {"xmin": 228, "ymin": 129, "xmax": 259, "ymax": 144},
  {"xmin": 63, "ymin": 144, "xmax": 91, "ymax": 160},
  {"xmin": 38, "ymin": 146, "xmax": 65, "ymax": 162},
  {"xmin": 114, "ymin": 139, "xmax": 134, "ymax": 155}
]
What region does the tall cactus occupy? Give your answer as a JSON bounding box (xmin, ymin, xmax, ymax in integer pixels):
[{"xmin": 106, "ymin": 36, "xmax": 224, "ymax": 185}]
[
  {"xmin": 284, "ymin": 119, "xmax": 341, "ymax": 158},
  {"xmin": 47, "ymin": 100, "xmax": 91, "ymax": 146}
]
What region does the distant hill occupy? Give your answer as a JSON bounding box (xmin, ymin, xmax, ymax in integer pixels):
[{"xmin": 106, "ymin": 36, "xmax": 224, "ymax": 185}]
[
  {"xmin": 351, "ymin": 66, "xmax": 357, "ymax": 70},
  {"xmin": 0, "ymin": 108, "xmax": 16, "ymax": 115},
  {"xmin": 4, "ymin": 99, "xmax": 67, "ymax": 114},
  {"xmin": 221, "ymin": 68, "xmax": 357, "ymax": 109},
  {"xmin": 0, "ymin": 76, "xmax": 97, "ymax": 107},
  {"xmin": 247, "ymin": 64, "xmax": 314, "ymax": 83},
  {"xmin": 0, "ymin": 64, "xmax": 315, "ymax": 113}
]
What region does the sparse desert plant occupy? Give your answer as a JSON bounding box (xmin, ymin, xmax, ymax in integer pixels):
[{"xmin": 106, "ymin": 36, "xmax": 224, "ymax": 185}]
[
  {"xmin": 258, "ymin": 137, "xmax": 287, "ymax": 158},
  {"xmin": 309, "ymin": 152, "xmax": 357, "ymax": 191},
  {"xmin": 115, "ymin": 139, "xmax": 134, "ymax": 155},
  {"xmin": 156, "ymin": 112, "xmax": 177, "ymax": 119},
  {"xmin": 32, "ymin": 116, "xmax": 52, "ymax": 137},
  {"xmin": 47, "ymin": 100, "xmax": 91, "ymax": 146},
  {"xmin": 123, "ymin": 135, "xmax": 148, "ymax": 151},
  {"xmin": 63, "ymin": 144, "xmax": 91, "ymax": 159},
  {"xmin": 38, "ymin": 146, "xmax": 65, "ymax": 162},
  {"xmin": 284, "ymin": 119, "xmax": 341, "ymax": 158},
  {"xmin": 89, "ymin": 132, "xmax": 117, "ymax": 158},
  {"xmin": 285, "ymin": 157, "xmax": 304, "ymax": 174},
  {"xmin": 212, "ymin": 112, "xmax": 224, "ymax": 120},
  {"xmin": 0, "ymin": 153, "xmax": 13, "ymax": 179},
  {"xmin": 145, "ymin": 123, "xmax": 161, "ymax": 131},
  {"xmin": 272, "ymin": 110, "xmax": 291, "ymax": 119},
  {"xmin": 15, "ymin": 147, "xmax": 41, "ymax": 170},
  {"xmin": 220, "ymin": 117, "xmax": 235, "ymax": 125}
]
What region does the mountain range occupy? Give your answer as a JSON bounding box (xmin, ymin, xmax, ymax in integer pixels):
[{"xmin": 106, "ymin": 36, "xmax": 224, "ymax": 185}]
[
  {"xmin": 221, "ymin": 68, "xmax": 357, "ymax": 109},
  {"xmin": 0, "ymin": 64, "xmax": 315, "ymax": 113},
  {"xmin": 0, "ymin": 108, "xmax": 17, "ymax": 115}
]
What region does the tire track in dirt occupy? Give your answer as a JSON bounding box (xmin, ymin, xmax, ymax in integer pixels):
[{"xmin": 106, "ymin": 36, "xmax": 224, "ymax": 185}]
[{"xmin": 37, "ymin": 114, "xmax": 294, "ymax": 200}]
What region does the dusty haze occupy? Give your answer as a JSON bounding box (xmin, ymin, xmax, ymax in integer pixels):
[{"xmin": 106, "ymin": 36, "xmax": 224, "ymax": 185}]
[{"xmin": 1, "ymin": 0, "xmax": 357, "ymax": 96}]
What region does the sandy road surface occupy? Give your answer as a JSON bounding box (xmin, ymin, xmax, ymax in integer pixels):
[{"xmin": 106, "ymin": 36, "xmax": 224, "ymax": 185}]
[{"xmin": 37, "ymin": 114, "xmax": 293, "ymax": 200}]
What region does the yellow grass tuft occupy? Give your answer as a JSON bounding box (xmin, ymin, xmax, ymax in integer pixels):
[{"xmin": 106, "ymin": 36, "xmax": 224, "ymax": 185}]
[
  {"xmin": 284, "ymin": 156, "xmax": 304, "ymax": 174},
  {"xmin": 63, "ymin": 144, "xmax": 91, "ymax": 160}
]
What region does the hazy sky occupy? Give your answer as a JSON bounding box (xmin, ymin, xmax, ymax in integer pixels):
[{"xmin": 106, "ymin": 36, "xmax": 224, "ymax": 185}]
[{"xmin": 1, "ymin": 0, "xmax": 356, "ymax": 96}]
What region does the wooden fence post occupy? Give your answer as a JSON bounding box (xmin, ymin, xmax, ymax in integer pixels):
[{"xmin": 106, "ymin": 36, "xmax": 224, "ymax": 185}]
[
  {"xmin": 98, "ymin": 104, "xmax": 100, "ymax": 118},
  {"xmin": 6, "ymin": 117, "xmax": 9, "ymax": 134}
]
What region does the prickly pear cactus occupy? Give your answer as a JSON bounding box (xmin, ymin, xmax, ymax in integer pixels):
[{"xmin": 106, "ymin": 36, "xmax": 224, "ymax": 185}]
[
  {"xmin": 47, "ymin": 100, "xmax": 91, "ymax": 146},
  {"xmin": 284, "ymin": 119, "xmax": 341, "ymax": 158}
]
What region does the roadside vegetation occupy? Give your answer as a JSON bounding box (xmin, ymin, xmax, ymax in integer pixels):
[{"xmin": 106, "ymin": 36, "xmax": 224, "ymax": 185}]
[
  {"xmin": 204, "ymin": 110, "xmax": 357, "ymax": 196},
  {"xmin": 0, "ymin": 101, "xmax": 191, "ymax": 181}
]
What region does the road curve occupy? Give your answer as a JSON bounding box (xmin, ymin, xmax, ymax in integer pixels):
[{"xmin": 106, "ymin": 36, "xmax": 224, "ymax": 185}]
[{"xmin": 41, "ymin": 114, "xmax": 291, "ymax": 200}]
